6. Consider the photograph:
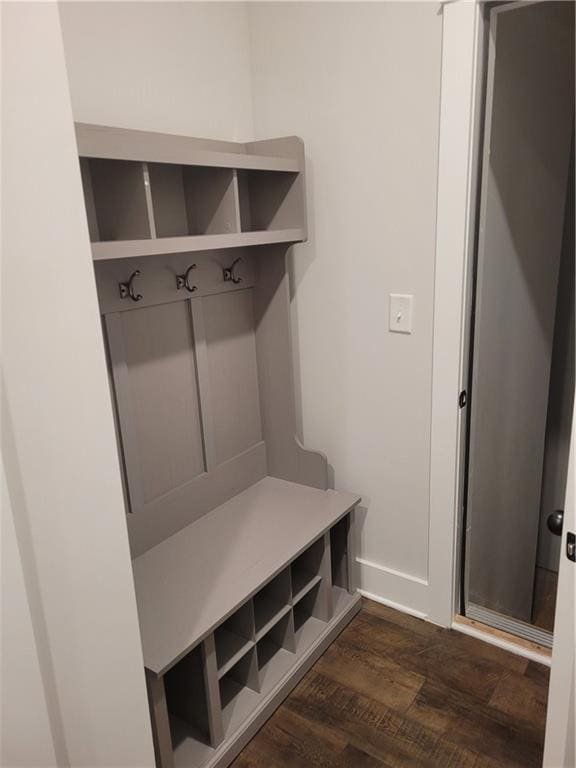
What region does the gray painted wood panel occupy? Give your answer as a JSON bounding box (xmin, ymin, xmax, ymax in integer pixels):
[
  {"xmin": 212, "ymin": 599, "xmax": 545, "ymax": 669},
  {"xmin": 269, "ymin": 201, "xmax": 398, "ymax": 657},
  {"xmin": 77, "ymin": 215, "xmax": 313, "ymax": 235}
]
[
  {"xmin": 148, "ymin": 163, "xmax": 190, "ymax": 238},
  {"xmin": 142, "ymin": 163, "xmax": 158, "ymax": 239},
  {"xmin": 189, "ymin": 300, "xmax": 218, "ymax": 473},
  {"xmin": 183, "ymin": 167, "xmax": 238, "ymax": 235},
  {"xmin": 201, "ymin": 635, "xmax": 224, "ymax": 747},
  {"xmin": 467, "ymin": 1, "xmax": 574, "ymax": 621},
  {"xmin": 105, "ymin": 287, "xmax": 270, "ymax": 554},
  {"xmin": 75, "ymin": 123, "xmax": 303, "ymax": 172},
  {"xmin": 245, "ymin": 136, "xmax": 308, "ymax": 240},
  {"xmin": 202, "ymin": 290, "xmax": 262, "ymax": 466},
  {"xmin": 118, "ymin": 301, "xmax": 206, "ymax": 504},
  {"xmin": 146, "ymin": 671, "xmax": 175, "ymax": 768},
  {"xmin": 91, "ymin": 228, "xmax": 304, "ymax": 261},
  {"xmin": 254, "ymin": 247, "xmax": 329, "ymax": 490},
  {"xmin": 127, "ymin": 442, "xmax": 267, "ymax": 557},
  {"xmin": 105, "ymin": 313, "xmax": 146, "ymax": 516},
  {"xmin": 95, "ymin": 249, "xmax": 256, "ymax": 315},
  {"xmin": 238, "ymin": 171, "xmax": 300, "ymax": 232},
  {"xmin": 87, "ymin": 158, "xmax": 152, "ymax": 241},
  {"xmin": 79, "ymin": 158, "xmax": 100, "ymax": 241},
  {"xmin": 132, "ymin": 477, "xmax": 359, "ymax": 675}
]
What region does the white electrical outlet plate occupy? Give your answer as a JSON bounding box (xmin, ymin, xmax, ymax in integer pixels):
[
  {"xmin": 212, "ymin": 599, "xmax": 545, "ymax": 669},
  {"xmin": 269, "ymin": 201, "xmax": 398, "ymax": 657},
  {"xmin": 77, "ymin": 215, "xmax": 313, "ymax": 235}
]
[{"xmin": 389, "ymin": 294, "xmax": 413, "ymax": 334}]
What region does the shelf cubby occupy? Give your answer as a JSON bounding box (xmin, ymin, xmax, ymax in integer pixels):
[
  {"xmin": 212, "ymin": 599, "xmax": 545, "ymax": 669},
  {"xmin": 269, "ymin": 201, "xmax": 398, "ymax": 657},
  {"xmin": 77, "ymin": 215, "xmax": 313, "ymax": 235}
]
[
  {"xmin": 256, "ymin": 613, "xmax": 296, "ymax": 694},
  {"xmin": 164, "ymin": 645, "xmax": 212, "ymax": 748},
  {"xmin": 148, "ymin": 163, "xmax": 238, "ymax": 237},
  {"xmin": 170, "ymin": 716, "xmax": 214, "ymax": 768},
  {"xmin": 253, "ymin": 569, "xmax": 291, "ymax": 640},
  {"xmin": 293, "ymin": 582, "xmax": 329, "ymax": 653},
  {"xmin": 237, "ymin": 170, "xmax": 301, "ymax": 232},
  {"xmin": 215, "ymin": 602, "xmax": 255, "ymax": 679},
  {"xmin": 80, "ymin": 158, "xmax": 153, "ymax": 242},
  {"xmin": 291, "ymin": 537, "xmax": 325, "ymax": 604},
  {"xmin": 330, "ymin": 514, "xmax": 352, "ymax": 593},
  {"xmin": 219, "ymin": 649, "xmax": 260, "ymax": 737},
  {"xmin": 78, "ymin": 125, "xmax": 309, "ymax": 260}
]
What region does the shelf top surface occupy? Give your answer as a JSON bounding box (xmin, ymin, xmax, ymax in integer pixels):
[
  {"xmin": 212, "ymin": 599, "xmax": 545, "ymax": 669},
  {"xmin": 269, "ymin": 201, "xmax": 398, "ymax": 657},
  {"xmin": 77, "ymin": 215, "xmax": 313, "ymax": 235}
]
[
  {"xmin": 91, "ymin": 228, "xmax": 305, "ymax": 261},
  {"xmin": 76, "ymin": 123, "xmax": 303, "ymax": 172},
  {"xmin": 131, "ymin": 476, "xmax": 359, "ymax": 675}
]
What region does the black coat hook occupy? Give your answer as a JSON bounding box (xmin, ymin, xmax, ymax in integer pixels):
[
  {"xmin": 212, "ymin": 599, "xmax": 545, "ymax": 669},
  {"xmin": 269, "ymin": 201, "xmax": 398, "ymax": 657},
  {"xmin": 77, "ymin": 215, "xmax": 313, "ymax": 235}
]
[
  {"xmin": 176, "ymin": 264, "xmax": 197, "ymax": 293},
  {"xmin": 223, "ymin": 257, "xmax": 242, "ymax": 285},
  {"xmin": 119, "ymin": 270, "xmax": 143, "ymax": 302}
]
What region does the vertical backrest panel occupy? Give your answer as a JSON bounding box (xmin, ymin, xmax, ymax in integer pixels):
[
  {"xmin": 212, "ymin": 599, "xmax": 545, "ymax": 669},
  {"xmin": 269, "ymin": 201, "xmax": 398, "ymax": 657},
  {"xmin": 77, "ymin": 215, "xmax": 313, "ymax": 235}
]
[
  {"xmin": 104, "ymin": 279, "xmax": 268, "ymax": 555},
  {"xmin": 202, "ymin": 290, "xmax": 262, "ymax": 466},
  {"xmin": 120, "ymin": 301, "xmax": 206, "ymax": 503}
]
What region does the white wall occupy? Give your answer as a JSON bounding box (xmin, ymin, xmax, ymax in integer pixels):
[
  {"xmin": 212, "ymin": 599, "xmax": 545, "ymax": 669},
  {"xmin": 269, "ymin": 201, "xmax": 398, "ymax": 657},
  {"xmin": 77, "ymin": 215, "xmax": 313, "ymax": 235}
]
[
  {"xmin": 1, "ymin": 459, "xmax": 57, "ymax": 768},
  {"xmin": 59, "ymin": 1, "xmax": 254, "ymax": 140},
  {"xmin": 59, "ymin": 2, "xmax": 443, "ymax": 616},
  {"xmin": 248, "ymin": 3, "xmax": 443, "ymax": 609},
  {"xmin": 2, "ymin": 4, "xmax": 154, "ymax": 765}
]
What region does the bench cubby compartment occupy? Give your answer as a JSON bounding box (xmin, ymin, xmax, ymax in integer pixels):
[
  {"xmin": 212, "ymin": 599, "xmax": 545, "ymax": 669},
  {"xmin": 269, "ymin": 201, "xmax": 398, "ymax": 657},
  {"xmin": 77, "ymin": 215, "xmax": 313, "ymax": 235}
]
[
  {"xmin": 219, "ymin": 649, "xmax": 260, "ymax": 738},
  {"xmin": 331, "ymin": 514, "xmax": 353, "ymax": 591},
  {"xmin": 291, "ymin": 537, "xmax": 325, "ymax": 604},
  {"xmin": 215, "ymin": 602, "xmax": 255, "ymax": 679},
  {"xmin": 293, "ymin": 581, "xmax": 329, "ymax": 654},
  {"xmin": 256, "ymin": 612, "xmax": 296, "ymax": 694},
  {"xmin": 164, "ymin": 645, "xmax": 212, "ymax": 750},
  {"xmin": 253, "ymin": 568, "xmax": 292, "ymax": 640}
]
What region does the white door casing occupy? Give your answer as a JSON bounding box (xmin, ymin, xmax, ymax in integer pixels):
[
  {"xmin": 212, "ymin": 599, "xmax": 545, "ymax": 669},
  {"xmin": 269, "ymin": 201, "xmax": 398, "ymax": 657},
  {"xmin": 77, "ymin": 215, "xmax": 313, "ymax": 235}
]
[{"xmin": 544, "ymin": 420, "xmax": 576, "ymax": 767}]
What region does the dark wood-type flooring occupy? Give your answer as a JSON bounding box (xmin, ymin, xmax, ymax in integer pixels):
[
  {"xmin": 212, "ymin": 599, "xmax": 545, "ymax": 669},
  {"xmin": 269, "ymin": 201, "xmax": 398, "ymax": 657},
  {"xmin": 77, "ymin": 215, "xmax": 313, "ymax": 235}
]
[{"xmin": 232, "ymin": 599, "xmax": 549, "ymax": 768}]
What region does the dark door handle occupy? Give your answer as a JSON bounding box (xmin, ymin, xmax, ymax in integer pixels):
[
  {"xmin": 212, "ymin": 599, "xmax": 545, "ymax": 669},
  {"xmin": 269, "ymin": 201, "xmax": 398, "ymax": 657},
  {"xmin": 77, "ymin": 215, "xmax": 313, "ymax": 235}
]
[{"xmin": 547, "ymin": 509, "xmax": 564, "ymax": 536}]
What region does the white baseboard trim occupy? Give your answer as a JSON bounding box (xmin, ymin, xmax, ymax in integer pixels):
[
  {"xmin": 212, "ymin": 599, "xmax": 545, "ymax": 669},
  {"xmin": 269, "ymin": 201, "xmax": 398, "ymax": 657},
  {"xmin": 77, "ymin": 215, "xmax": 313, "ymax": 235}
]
[
  {"xmin": 356, "ymin": 557, "xmax": 429, "ymax": 617},
  {"xmin": 452, "ymin": 620, "xmax": 552, "ymax": 667},
  {"xmin": 358, "ymin": 589, "xmax": 428, "ymax": 621}
]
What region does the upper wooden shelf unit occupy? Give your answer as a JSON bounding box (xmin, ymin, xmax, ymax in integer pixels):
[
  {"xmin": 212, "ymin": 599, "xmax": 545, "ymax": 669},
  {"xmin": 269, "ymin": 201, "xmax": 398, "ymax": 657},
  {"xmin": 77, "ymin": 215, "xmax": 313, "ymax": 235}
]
[{"xmin": 76, "ymin": 124, "xmax": 307, "ymax": 261}]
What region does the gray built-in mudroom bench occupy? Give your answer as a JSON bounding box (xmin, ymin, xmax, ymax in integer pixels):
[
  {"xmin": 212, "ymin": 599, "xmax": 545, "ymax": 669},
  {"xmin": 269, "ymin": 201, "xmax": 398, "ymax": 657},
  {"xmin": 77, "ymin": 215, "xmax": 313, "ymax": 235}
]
[{"xmin": 77, "ymin": 123, "xmax": 361, "ymax": 768}]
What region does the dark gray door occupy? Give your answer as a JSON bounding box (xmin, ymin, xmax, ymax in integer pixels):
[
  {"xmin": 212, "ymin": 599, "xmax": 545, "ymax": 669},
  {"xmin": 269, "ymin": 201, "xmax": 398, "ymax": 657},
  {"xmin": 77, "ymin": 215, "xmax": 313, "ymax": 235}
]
[{"xmin": 467, "ymin": 1, "xmax": 574, "ymax": 622}]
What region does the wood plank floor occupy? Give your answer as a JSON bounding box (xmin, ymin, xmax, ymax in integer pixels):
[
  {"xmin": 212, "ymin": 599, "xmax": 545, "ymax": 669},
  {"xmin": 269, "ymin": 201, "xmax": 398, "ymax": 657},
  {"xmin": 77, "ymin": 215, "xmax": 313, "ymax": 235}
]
[{"xmin": 231, "ymin": 599, "xmax": 549, "ymax": 768}]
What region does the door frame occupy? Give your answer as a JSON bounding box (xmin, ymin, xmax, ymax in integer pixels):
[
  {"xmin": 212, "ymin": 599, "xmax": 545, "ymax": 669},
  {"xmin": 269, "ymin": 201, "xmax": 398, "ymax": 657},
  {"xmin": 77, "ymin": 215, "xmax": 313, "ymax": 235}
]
[
  {"xmin": 543, "ymin": 426, "xmax": 575, "ymax": 767},
  {"xmin": 428, "ymin": 0, "xmax": 485, "ymax": 627},
  {"xmin": 431, "ymin": 3, "xmax": 575, "ymax": 758},
  {"xmin": 430, "ymin": 0, "xmax": 572, "ymax": 630}
]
